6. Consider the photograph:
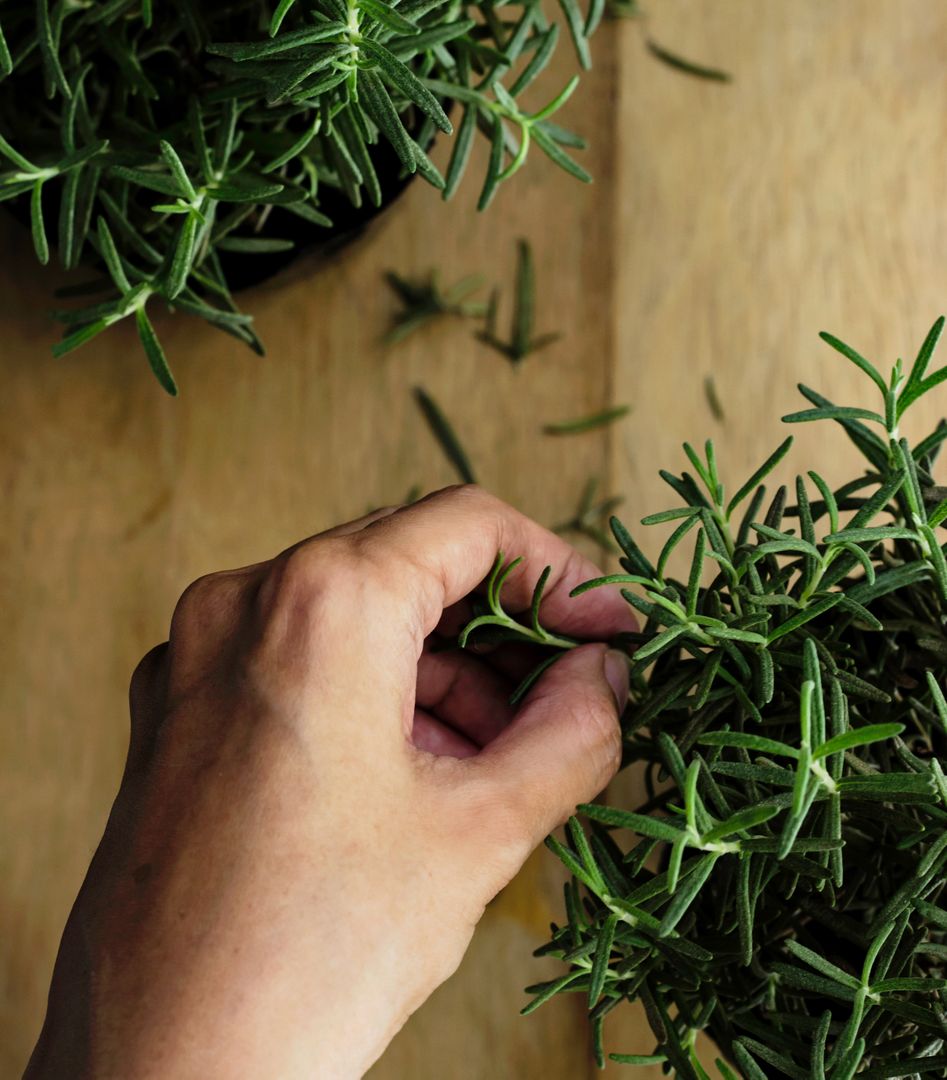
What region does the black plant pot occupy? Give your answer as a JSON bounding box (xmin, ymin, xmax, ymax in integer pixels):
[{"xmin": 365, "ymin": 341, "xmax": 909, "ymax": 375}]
[{"xmin": 216, "ymin": 136, "xmax": 420, "ymax": 293}]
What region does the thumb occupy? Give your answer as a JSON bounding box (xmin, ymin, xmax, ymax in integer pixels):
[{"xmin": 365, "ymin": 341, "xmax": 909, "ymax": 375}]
[{"xmin": 473, "ymin": 643, "xmax": 629, "ymax": 850}]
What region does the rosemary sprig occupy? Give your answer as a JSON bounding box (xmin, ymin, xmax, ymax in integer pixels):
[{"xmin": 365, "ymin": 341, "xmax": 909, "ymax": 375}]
[
  {"xmin": 384, "ymin": 269, "xmax": 486, "ymax": 344},
  {"xmin": 460, "ymin": 552, "xmax": 580, "ymax": 703},
  {"xmin": 477, "ymin": 239, "xmax": 561, "ymax": 364},
  {"xmin": 645, "ymin": 39, "xmax": 731, "ymax": 83},
  {"xmin": 609, "ymin": 2, "xmax": 733, "ymax": 83},
  {"xmin": 463, "ymin": 318, "xmax": 947, "ymax": 1077}
]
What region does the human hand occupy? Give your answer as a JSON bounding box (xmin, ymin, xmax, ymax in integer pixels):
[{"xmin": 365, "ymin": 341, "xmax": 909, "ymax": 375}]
[{"xmin": 27, "ymin": 486, "xmax": 634, "ymax": 1079}]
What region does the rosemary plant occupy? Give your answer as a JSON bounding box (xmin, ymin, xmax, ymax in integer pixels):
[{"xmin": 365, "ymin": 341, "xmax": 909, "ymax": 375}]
[
  {"xmin": 463, "ymin": 319, "xmax": 947, "ymax": 1077},
  {"xmin": 0, "ymin": 0, "xmax": 602, "ymax": 393}
]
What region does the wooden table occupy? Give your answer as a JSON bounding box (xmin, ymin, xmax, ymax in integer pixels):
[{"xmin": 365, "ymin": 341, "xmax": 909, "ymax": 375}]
[{"xmin": 4, "ymin": 2, "xmax": 947, "ymax": 1075}]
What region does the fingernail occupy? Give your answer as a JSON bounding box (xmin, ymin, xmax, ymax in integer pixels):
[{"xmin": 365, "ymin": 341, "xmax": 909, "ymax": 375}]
[{"xmin": 603, "ymin": 649, "xmax": 630, "ymax": 713}]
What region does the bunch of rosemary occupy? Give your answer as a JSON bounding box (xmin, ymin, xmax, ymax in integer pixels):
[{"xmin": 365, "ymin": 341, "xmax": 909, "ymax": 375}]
[
  {"xmin": 0, "ymin": 0, "xmax": 601, "ymax": 393},
  {"xmin": 463, "ymin": 319, "xmax": 947, "ymax": 1076}
]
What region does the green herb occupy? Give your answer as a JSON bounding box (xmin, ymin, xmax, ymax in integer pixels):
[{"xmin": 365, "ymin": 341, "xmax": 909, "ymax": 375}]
[
  {"xmin": 606, "ymin": 3, "xmax": 732, "ymax": 84},
  {"xmin": 0, "ymin": 1, "xmax": 601, "ymax": 391},
  {"xmin": 552, "ymin": 477, "xmax": 624, "ymax": 552},
  {"xmin": 606, "ymin": 0, "xmax": 642, "ymax": 18},
  {"xmin": 413, "ymin": 386, "xmax": 476, "ymax": 485},
  {"xmin": 460, "ymin": 553, "xmax": 578, "ymax": 654},
  {"xmin": 477, "ymin": 239, "xmax": 561, "ymax": 364},
  {"xmin": 704, "ymin": 375, "xmax": 725, "ymax": 422},
  {"xmin": 543, "ymin": 404, "xmax": 631, "ymax": 436},
  {"xmin": 459, "ymin": 552, "xmax": 580, "ymax": 703},
  {"xmin": 464, "ymin": 318, "xmax": 947, "ymax": 1076},
  {"xmin": 646, "ymin": 39, "xmax": 731, "ymax": 83},
  {"xmin": 384, "ymin": 269, "xmax": 486, "ymax": 344}
]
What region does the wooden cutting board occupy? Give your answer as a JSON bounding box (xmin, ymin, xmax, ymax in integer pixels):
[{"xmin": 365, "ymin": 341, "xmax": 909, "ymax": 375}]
[{"xmin": 3, "ymin": 3, "xmax": 947, "ymax": 1076}]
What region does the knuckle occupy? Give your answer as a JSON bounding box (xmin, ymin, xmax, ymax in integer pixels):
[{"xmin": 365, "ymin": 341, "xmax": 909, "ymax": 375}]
[
  {"xmin": 266, "ymin": 545, "xmax": 317, "ymax": 602},
  {"xmin": 171, "ymin": 572, "xmax": 230, "ymax": 634},
  {"xmin": 450, "ymin": 482, "xmax": 486, "ymax": 501},
  {"xmin": 269, "ymin": 539, "xmax": 365, "ymax": 605},
  {"xmin": 344, "ymin": 528, "xmax": 392, "ymax": 576},
  {"xmin": 367, "ymin": 503, "xmax": 400, "ymax": 519},
  {"xmin": 430, "ymin": 483, "xmax": 495, "ymax": 512},
  {"xmin": 129, "ymin": 643, "xmax": 167, "ymax": 698},
  {"xmin": 253, "ymin": 540, "xmax": 379, "ymax": 652},
  {"xmin": 341, "ymin": 531, "xmax": 409, "ymax": 605}
]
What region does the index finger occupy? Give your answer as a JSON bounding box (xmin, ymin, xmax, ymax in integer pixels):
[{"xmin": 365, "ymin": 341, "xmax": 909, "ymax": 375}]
[{"xmin": 350, "ymin": 485, "xmax": 637, "ymax": 640}]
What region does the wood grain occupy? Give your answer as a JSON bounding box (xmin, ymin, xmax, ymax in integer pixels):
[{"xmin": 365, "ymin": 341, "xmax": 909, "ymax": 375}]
[{"xmin": 4, "ymin": 2, "xmax": 947, "ymax": 1077}]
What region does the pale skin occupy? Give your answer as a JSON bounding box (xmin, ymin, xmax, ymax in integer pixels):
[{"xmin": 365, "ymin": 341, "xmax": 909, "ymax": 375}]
[{"xmin": 26, "ymin": 485, "xmax": 635, "ymax": 1079}]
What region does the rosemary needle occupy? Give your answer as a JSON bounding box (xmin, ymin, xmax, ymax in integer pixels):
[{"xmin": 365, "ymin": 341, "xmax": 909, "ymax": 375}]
[
  {"xmin": 412, "ymin": 386, "xmax": 476, "ymax": 485},
  {"xmin": 543, "ymin": 404, "xmax": 631, "ymax": 435}
]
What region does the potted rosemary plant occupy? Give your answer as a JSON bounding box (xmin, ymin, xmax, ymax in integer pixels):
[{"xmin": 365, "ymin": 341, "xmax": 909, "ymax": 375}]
[
  {"xmin": 463, "ymin": 319, "xmax": 947, "ymax": 1076},
  {"xmin": 0, "ymin": 0, "xmax": 601, "ymax": 394}
]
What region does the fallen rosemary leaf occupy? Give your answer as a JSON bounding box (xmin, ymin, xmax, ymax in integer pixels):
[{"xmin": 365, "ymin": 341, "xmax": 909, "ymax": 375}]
[
  {"xmin": 477, "ymin": 239, "xmax": 561, "ymax": 364},
  {"xmin": 646, "ymin": 38, "xmax": 732, "ymax": 82},
  {"xmin": 413, "ymin": 386, "xmax": 476, "ymax": 485},
  {"xmin": 384, "ymin": 270, "xmax": 486, "ymax": 345},
  {"xmin": 543, "ymin": 404, "xmax": 631, "ymax": 435},
  {"xmin": 703, "ymin": 374, "xmax": 725, "ymax": 422}
]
